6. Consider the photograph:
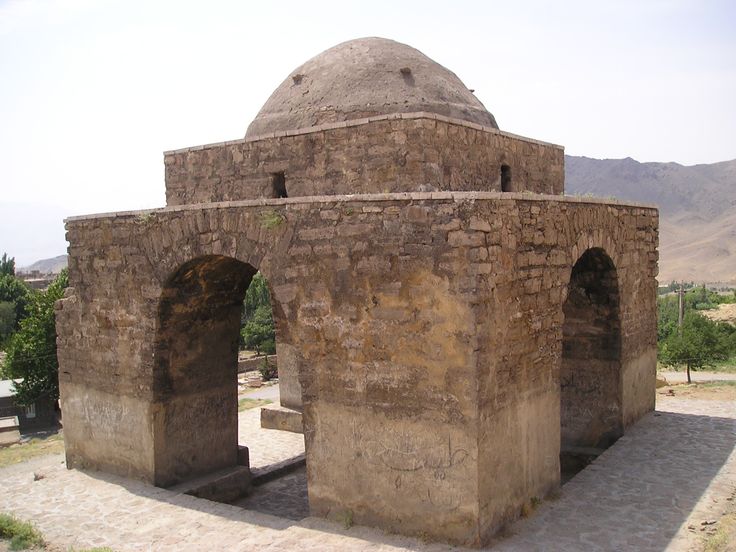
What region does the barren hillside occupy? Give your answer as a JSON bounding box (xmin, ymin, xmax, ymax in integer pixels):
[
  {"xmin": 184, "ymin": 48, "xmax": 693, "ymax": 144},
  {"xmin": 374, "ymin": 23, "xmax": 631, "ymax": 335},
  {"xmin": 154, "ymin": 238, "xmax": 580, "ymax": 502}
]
[
  {"xmin": 19, "ymin": 254, "xmax": 68, "ymax": 274},
  {"xmin": 566, "ymin": 156, "xmax": 736, "ymax": 283}
]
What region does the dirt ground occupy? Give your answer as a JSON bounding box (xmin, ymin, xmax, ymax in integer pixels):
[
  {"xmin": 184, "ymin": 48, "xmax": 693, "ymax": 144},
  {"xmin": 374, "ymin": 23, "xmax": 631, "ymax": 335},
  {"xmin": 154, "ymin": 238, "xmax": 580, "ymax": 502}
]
[
  {"xmin": 702, "ymin": 303, "xmax": 736, "ymax": 325},
  {"xmin": 657, "ymin": 381, "xmax": 736, "ymax": 402},
  {"xmin": 657, "ymin": 379, "xmax": 736, "ymax": 552},
  {"xmin": 697, "ymin": 487, "xmax": 736, "ymax": 552}
]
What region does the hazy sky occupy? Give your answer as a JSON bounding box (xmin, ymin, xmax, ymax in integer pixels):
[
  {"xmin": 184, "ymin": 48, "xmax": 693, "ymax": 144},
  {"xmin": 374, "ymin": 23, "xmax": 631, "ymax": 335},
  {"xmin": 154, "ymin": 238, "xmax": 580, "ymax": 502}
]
[{"xmin": 1, "ymin": 0, "xmax": 734, "ymax": 265}]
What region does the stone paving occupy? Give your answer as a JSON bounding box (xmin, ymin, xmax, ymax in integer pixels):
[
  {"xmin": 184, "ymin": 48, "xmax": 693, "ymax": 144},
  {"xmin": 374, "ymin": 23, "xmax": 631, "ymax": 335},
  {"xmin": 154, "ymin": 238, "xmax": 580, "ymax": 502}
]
[
  {"xmin": 237, "ymin": 408, "xmax": 304, "ymax": 470},
  {"xmin": 235, "ymin": 407, "xmax": 308, "ymax": 520},
  {"xmin": 234, "ymin": 467, "xmax": 309, "ymax": 521},
  {"xmin": 0, "ymin": 394, "xmax": 734, "ymax": 551}
]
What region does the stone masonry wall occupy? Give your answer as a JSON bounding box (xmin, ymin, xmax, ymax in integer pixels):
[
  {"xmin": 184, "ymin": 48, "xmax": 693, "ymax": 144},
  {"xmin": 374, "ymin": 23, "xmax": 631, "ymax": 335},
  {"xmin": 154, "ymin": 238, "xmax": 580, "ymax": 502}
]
[
  {"xmin": 164, "ymin": 114, "xmax": 564, "ymax": 206},
  {"xmin": 469, "ymin": 200, "xmax": 657, "ymax": 540},
  {"xmin": 57, "ymin": 192, "xmax": 656, "ymax": 546}
]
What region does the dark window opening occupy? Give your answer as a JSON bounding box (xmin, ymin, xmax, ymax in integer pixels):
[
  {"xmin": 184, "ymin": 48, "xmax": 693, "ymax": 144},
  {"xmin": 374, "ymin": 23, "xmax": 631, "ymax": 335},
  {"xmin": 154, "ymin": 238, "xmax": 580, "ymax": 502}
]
[
  {"xmin": 501, "ymin": 165, "xmax": 512, "ymax": 192},
  {"xmin": 271, "ymin": 172, "xmax": 287, "ymax": 198}
]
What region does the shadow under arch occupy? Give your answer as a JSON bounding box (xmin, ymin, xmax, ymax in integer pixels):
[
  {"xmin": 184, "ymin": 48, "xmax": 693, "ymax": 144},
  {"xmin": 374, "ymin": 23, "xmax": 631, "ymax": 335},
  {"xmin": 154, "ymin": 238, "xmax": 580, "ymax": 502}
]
[
  {"xmin": 560, "ymin": 247, "xmax": 622, "ymax": 478},
  {"xmin": 152, "ymin": 255, "xmax": 259, "ymax": 487}
]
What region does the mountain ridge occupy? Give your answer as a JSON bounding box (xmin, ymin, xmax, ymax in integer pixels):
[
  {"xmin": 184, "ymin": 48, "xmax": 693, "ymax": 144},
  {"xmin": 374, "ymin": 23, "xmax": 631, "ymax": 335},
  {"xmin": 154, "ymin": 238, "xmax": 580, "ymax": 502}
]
[
  {"xmin": 19, "ymin": 254, "xmax": 68, "ymax": 275},
  {"xmin": 565, "ymin": 155, "xmax": 736, "ymax": 283},
  {"xmin": 19, "ymin": 156, "xmax": 736, "ymax": 284}
]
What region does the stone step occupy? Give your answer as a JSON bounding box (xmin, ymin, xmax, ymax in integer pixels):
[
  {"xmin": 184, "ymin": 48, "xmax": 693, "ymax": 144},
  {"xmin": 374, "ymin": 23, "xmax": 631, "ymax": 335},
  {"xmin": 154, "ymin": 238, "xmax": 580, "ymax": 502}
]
[
  {"xmin": 168, "ymin": 464, "xmax": 252, "ymax": 504},
  {"xmin": 560, "ymin": 445, "xmax": 606, "ymax": 458},
  {"xmin": 251, "ymin": 453, "xmax": 306, "ymax": 487},
  {"xmin": 260, "ymin": 405, "xmax": 303, "ymax": 434}
]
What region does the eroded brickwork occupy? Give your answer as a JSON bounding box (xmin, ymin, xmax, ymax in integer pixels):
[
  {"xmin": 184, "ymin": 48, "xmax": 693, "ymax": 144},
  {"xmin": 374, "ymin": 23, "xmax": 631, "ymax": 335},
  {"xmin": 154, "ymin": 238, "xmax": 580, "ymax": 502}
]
[
  {"xmin": 58, "ymin": 192, "xmax": 657, "ymax": 545},
  {"xmin": 164, "ymin": 114, "xmax": 564, "ymax": 206}
]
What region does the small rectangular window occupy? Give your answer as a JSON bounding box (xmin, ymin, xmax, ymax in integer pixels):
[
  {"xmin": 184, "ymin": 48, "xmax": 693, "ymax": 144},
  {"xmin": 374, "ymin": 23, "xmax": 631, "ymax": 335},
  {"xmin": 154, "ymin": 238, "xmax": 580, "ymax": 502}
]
[
  {"xmin": 501, "ymin": 165, "xmax": 512, "ymax": 192},
  {"xmin": 271, "ymin": 172, "xmax": 287, "ymax": 198},
  {"xmin": 25, "ymin": 403, "xmax": 36, "ymax": 419}
]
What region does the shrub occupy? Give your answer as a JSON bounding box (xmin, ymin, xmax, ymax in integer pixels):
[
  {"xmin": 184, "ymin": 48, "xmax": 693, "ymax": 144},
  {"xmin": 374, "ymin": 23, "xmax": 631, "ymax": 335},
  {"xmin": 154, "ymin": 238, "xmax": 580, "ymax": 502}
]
[
  {"xmin": 259, "ymin": 356, "xmax": 278, "ymax": 381},
  {"xmin": 0, "ymin": 513, "xmax": 44, "ymax": 550}
]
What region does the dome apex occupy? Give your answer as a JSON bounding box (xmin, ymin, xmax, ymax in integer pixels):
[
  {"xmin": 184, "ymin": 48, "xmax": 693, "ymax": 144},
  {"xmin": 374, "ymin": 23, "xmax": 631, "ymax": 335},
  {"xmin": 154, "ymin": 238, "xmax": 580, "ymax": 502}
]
[{"xmin": 246, "ymin": 37, "xmax": 497, "ymax": 137}]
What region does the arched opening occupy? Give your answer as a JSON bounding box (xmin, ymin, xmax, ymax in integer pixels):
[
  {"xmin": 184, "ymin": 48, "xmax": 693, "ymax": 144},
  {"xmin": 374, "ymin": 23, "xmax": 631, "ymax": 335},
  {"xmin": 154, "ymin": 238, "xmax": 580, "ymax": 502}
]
[
  {"xmin": 560, "ymin": 247, "xmax": 622, "ymax": 482},
  {"xmin": 153, "ymin": 255, "xmax": 254, "ymax": 487},
  {"xmin": 153, "ymin": 255, "xmax": 307, "ymax": 518},
  {"xmin": 501, "ymin": 164, "xmax": 512, "ymax": 192}
]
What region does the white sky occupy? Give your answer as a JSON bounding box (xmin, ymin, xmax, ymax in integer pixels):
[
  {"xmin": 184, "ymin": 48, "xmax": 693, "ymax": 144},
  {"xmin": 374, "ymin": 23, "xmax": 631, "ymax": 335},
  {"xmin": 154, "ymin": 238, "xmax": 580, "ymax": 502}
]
[{"xmin": 1, "ymin": 0, "xmax": 734, "ymax": 265}]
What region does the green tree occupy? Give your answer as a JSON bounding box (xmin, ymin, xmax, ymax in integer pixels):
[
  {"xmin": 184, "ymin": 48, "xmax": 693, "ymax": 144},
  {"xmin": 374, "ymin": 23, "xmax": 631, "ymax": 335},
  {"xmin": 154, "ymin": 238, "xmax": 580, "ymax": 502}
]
[
  {"xmin": 657, "ymin": 294, "xmax": 679, "ymax": 341},
  {"xmin": 0, "ymin": 273, "xmax": 32, "ymax": 335},
  {"xmin": 0, "ymin": 251, "xmax": 31, "ymax": 335},
  {"xmin": 242, "ymin": 272, "xmax": 271, "ymax": 322},
  {"xmin": 2, "ymin": 269, "xmax": 68, "ymax": 405},
  {"xmin": 241, "ymin": 304, "xmax": 275, "ymax": 355},
  {"xmin": 239, "ymin": 272, "xmax": 275, "ymax": 355},
  {"xmin": 659, "ymin": 311, "xmax": 730, "ymax": 383},
  {"xmin": 0, "ymin": 253, "xmax": 15, "ymax": 277},
  {"xmin": 0, "ymin": 301, "xmax": 16, "ymax": 345}
]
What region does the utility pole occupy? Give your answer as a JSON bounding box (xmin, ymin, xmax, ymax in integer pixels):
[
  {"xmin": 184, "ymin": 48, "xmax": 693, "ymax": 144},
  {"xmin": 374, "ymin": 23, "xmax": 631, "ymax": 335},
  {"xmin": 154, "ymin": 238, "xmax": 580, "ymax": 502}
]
[{"xmin": 678, "ymin": 282, "xmax": 684, "ymax": 336}]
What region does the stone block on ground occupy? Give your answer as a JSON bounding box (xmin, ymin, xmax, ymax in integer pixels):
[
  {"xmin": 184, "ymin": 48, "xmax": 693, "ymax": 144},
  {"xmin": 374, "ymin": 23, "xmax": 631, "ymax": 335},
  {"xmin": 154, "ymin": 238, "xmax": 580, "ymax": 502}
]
[
  {"xmin": 0, "ymin": 416, "xmax": 20, "ymax": 446},
  {"xmin": 260, "ymin": 405, "xmax": 303, "ymax": 434},
  {"xmin": 168, "ymin": 465, "xmax": 252, "ymax": 504}
]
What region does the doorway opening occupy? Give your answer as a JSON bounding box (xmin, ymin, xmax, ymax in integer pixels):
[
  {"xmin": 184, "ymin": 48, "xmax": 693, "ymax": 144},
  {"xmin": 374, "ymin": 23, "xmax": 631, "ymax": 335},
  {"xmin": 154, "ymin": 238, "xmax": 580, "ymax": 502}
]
[
  {"xmin": 234, "ymin": 270, "xmax": 307, "ymax": 520},
  {"xmin": 153, "ymin": 255, "xmax": 307, "ymax": 518},
  {"xmin": 560, "ymin": 247, "xmax": 622, "ymax": 483}
]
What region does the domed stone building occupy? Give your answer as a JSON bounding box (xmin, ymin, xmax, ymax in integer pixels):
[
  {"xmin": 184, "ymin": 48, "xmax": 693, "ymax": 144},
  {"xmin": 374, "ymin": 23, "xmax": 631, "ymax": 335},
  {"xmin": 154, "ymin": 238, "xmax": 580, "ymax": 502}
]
[
  {"xmin": 245, "ymin": 38, "xmax": 499, "ymax": 136},
  {"xmin": 57, "ymin": 38, "xmax": 658, "ymax": 546}
]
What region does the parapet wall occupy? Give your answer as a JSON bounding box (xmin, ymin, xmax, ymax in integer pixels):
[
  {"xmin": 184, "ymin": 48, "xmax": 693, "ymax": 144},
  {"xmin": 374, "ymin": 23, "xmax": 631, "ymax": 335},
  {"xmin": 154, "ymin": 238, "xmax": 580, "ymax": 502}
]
[{"xmin": 164, "ymin": 114, "xmax": 564, "ymax": 206}]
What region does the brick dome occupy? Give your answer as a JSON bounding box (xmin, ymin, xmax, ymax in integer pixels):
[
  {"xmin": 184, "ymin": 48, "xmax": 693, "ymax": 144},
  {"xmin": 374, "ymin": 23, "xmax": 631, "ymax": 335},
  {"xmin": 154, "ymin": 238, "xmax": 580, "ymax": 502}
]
[{"xmin": 246, "ymin": 37, "xmax": 498, "ymax": 137}]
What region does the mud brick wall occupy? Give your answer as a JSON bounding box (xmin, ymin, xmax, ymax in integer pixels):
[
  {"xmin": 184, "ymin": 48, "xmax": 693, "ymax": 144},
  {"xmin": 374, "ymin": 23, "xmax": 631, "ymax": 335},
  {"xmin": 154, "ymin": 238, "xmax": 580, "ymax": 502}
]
[
  {"xmin": 164, "ymin": 114, "xmax": 564, "ymax": 206},
  {"xmin": 57, "ymin": 192, "xmax": 656, "ymax": 546}
]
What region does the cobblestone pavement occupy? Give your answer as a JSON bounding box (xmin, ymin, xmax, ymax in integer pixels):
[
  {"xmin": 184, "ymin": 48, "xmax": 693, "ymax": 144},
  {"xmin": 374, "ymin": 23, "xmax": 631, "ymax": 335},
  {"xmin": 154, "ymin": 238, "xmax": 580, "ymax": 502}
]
[
  {"xmin": 236, "ymin": 407, "xmax": 308, "ymax": 521},
  {"xmin": 493, "ymin": 395, "xmax": 736, "ymax": 552},
  {"xmin": 0, "ymin": 395, "xmax": 734, "ymax": 551},
  {"xmin": 234, "ymin": 467, "xmax": 309, "ymax": 521},
  {"xmin": 238, "ymin": 408, "xmax": 304, "ymax": 469}
]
